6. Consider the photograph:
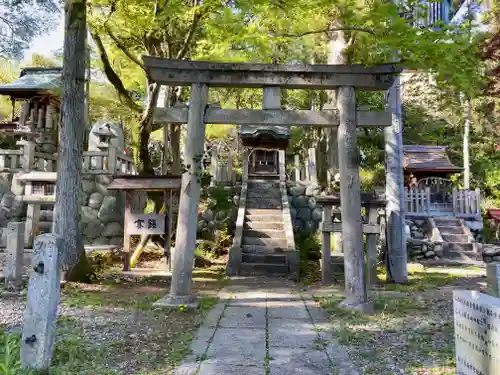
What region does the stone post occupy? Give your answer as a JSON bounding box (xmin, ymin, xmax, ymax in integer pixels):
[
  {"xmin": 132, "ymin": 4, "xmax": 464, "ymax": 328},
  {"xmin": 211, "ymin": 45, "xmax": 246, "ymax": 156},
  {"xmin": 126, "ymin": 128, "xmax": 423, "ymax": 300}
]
[
  {"xmin": 308, "ymin": 148, "xmax": 317, "ymax": 185},
  {"xmin": 337, "ymin": 86, "xmax": 370, "ymax": 312},
  {"xmin": 21, "ymin": 233, "xmax": 63, "ymax": 371},
  {"xmin": 321, "ymin": 205, "xmax": 332, "ymax": 285},
  {"xmin": 156, "ymin": 83, "xmax": 208, "ymax": 308},
  {"xmin": 210, "ymin": 147, "xmax": 218, "ymax": 186},
  {"xmin": 365, "ymin": 206, "xmax": 379, "ymax": 288},
  {"xmin": 385, "ymin": 77, "xmax": 408, "ymax": 283},
  {"xmin": 487, "ymin": 263, "xmax": 500, "ymax": 298},
  {"xmin": 5, "ymin": 222, "xmax": 25, "ymax": 290},
  {"xmin": 294, "ymin": 154, "xmax": 300, "ymax": 181}
]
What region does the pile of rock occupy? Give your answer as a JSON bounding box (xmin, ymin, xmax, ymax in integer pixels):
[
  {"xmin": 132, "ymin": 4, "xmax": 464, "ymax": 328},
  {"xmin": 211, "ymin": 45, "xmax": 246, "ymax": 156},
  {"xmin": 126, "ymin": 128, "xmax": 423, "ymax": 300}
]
[
  {"xmin": 197, "ymin": 194, "xmax": 239, "ymax": 240},
  {"xmin": 406, "ymin": 218, "xmax": 442, "ymax": 260},
  {"xmin": 79, "ymin": 175, "xmax": 133, "ymax": 246},
  {"xmin": 407, "ymin": 239, "xmax": 442, "ymax": 260},
  {"xmin": 287, "ymin": 183, "xmax": 322, "ymax": 234},
  {"xmin": 482, "ymin": 245, "xmax": 500, "ymax": 263}
]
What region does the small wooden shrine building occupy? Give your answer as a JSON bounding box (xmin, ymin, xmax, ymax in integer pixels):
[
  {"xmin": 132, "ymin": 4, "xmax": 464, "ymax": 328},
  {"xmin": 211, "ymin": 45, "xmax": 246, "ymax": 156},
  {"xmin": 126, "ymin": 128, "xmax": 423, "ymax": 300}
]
[
  {"xmin": 403, "ymin": 145, "xmax": 462, "ymax": 186},
  {"xmin": 239, "ymin": 124, "xmax": 290, "ymax": 176}
]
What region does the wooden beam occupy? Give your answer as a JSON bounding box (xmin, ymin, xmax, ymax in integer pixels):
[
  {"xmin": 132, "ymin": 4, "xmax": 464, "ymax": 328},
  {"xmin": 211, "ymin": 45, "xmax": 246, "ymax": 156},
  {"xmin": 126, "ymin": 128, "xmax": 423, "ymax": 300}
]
[
  {"xmin": 107, "ymin": 176, "xmax": 182, "ymax": 190},
  {"xmin": 154, "ymin": 107, "xmax": 391, "ymax": 127},
  {"xmin": 319, "ymin": 222, "xmax": 380, "ymax": 234},
  {"xmin": 143, "ymin": 57, "xmax": 401, "ymax": 91}
]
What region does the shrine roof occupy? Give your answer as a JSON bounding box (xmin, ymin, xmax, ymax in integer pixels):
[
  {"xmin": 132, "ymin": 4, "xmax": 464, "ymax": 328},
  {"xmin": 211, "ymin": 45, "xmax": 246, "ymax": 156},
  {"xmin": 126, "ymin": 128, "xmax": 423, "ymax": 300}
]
[
  {"xmin": 238, "ymin": 125, "xmax": 291, "ymax": 141},
  {"xmin": 403, "ymin": 145, "xmax": 462, "ymax": 173},
  {"xmin": 0, "ymin": 67, "xmax": 62, "ymax": 98}
]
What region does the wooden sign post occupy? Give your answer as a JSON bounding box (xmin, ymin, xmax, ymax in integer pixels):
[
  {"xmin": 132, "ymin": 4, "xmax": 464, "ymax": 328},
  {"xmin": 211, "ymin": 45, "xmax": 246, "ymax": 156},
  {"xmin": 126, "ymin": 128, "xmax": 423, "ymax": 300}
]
[{"xmin": 107, "ymin": 175, "xmax": 182, "ymax": 271}]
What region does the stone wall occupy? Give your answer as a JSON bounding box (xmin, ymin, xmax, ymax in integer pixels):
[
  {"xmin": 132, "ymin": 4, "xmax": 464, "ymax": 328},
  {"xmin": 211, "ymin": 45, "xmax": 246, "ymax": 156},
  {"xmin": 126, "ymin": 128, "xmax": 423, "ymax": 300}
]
[
  {"xmin": 197, "ymin": 187, "xmax": 240, "ymax": 240},
  {"xmin": 79, "ymin": 175, "xmax": 129, "ymax": 246},
  {"xmin": 286, "ymin": 182, "xmax": 322, "ymax": 234},
  {"xmin": 405, "ymin": 218, "xmax": 443, "ymax": 261}
]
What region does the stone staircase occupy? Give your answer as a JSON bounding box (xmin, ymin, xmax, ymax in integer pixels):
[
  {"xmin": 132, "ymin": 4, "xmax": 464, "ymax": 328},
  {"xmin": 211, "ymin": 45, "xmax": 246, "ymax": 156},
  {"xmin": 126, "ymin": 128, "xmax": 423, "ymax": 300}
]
[
  {"xmin": 434, "ymin": 217, "xmax": 480, "ymax": 262},
  {"xmin": 240, "ymin": 175, "xmax": 288, "ymax": 275}
]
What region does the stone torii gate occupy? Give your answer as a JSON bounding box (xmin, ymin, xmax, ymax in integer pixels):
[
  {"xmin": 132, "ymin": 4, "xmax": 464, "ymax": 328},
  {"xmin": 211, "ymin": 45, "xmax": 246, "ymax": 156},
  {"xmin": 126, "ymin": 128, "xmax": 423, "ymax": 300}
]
[{"xmin": 144, "ymin": 57, "xmax": 404, "ymax": 310}]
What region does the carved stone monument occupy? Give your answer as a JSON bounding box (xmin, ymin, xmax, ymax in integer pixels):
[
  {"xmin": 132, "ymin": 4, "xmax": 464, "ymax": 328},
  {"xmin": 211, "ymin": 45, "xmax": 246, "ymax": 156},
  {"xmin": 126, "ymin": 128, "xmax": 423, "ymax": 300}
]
[
  {"xmin": 21, "ymin": 233, "xmax": 63, "ymax": 370},
  {"xmin": 487, "ymin": 263, "xmax": 500, "ymax": 298},
  {"xmin": 4, "ymin": 222, "xmax": 25, "ymax": 290},
  {"xmin": 453, "ymin": 290, "xmax": 500, "ymax": 375}
]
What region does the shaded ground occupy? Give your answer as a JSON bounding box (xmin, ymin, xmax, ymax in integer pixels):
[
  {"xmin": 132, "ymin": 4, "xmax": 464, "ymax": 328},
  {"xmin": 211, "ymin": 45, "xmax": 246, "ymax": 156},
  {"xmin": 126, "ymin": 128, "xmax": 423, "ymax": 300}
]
[
  {"xmin": 0, "ymin": 251, "xmax": 227, "ymax": 375},
  {"xmin": 310, "ymin": 264, "xmax": 486, "ymax": 375}
]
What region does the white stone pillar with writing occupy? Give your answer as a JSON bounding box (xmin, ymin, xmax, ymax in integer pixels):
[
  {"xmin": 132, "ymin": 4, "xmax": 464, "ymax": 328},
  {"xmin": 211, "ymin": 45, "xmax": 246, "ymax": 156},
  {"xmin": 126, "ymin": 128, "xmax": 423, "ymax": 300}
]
[
  {"xmin": 21, "ymin": 233, "xmax": 63, "ymax": 370},
  {"xmin": 155, "ymin": 83, "xmax": 208, "ymax": 308}
]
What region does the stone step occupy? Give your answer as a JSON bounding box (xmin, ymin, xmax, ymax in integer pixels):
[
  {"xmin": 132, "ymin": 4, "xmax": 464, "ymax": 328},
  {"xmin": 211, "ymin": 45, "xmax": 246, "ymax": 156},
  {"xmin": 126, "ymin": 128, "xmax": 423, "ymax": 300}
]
[
  {"xmin": 434, "ymin": 218, "xmax": 462, "ymax": 226},
  {"xmin": 246, "ymin": 209, "xmax": 282, "ymax": 215},
  {"xmin": 242, "ymin": 244, "xmax": 286, "ymax": 254},
  {"xmin": 244, "ymin": 221, "xmax": 284, "ymax": 230},
  {"xmin": 242, "ymin": 253, "xmax": 287, "ymax": 264},
  {"xmin": 240, "ymin": 262, "xmax": 288, "ymax": 275},
  {"xmin": 243, "ymin": 229, "xmax": 285, "ymax": 239},
  {"xmin": 445, "ymin": 250, "xmax": 480, "ymax": 261},
  {"xmin": 242, "ymin": 236, "xmax": 287, "ymax": 247},
  {"xmin": 247, "ymin": 191, "xmax": 281, "ymax": 198},
  {"xmin": 245, "ymin": 214, "xmax": 283, "ymax": 222},
  {"xmin": 442, "ymin": 234, "xmax": 470, "ymax": 243},
  {"xmin": 246, "ymin": 202, "xmax": 282, "ymax": 209},
  {"xmin": 248, "ymin": 175, "xmax": 280, "ymax": 181},
  {"xmin": 438, "ymin": 226, "xmax": 464, "ymax": 235},
  {"xmin": 447, "ymin": 242, "xmax": 474, "ymax": 252}
]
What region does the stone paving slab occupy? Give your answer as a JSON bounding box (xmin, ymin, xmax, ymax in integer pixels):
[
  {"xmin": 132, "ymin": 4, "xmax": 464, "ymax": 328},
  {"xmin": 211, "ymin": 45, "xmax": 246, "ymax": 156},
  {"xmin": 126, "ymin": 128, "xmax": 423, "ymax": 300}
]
[
  {"xmin": 198, "ymin": 363, "xmax": 264, "ymax": 375},
  {"xmin": 204, "ymin": 327, "xmax": 266, "ymax": 365},
  {"xmin": 269, "ymin": 347, "xmax": 332, "ymax": 375},
  {"xmin": 268, "ymin": 319, "xmax": 320, "ymax": 348},
  {"xmin": 218, "ymin": 306, "xmax": 266, "ymax": 328},
  {"xmin": 174, "ymin": 277, "xmax": 359, "ymax": 375}
]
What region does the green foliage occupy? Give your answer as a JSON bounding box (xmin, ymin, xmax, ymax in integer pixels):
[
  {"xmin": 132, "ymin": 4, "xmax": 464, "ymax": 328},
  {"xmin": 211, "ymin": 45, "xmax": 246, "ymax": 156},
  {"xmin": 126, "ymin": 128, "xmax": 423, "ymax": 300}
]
[
  {"xmin": 0, "ymin": 330, "xmax": 21, "ymax": 375},
  {"xmin": 204, "ymin": 186, "xmax": 233, "ymax": 212}
]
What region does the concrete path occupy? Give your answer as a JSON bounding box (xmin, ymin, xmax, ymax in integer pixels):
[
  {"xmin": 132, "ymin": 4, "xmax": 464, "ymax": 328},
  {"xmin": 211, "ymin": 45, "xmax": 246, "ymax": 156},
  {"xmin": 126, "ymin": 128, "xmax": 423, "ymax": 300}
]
[{"xmin": 175, "ymin": 277, "xmax": 359, "ymax": 375}]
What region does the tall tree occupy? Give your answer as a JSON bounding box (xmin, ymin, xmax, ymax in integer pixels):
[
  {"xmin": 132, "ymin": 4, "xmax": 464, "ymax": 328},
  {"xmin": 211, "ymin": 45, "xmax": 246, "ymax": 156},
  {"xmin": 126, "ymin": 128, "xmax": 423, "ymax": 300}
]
[
  {"xmin": 88, "ymin": 0, "xmax": 226, "ymax": 175},
  {"xmin": 54, "ymin": 0, "xmax": 92, "ymax": 282},
  {"xmin": 0, "ymin": 0, "xmax": 59, "ymax": 59}
]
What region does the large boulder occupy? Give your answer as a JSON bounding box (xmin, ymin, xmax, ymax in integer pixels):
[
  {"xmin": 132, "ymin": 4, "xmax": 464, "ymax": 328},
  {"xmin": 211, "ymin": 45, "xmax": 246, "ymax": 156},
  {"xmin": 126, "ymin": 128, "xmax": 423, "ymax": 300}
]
[
  {"xmin": 296, "ymin": 208, "xmax": 312, "ymax": 223},
  {"xmin": 81, "ymin": 179, "xmax": 95, "ymax": 194},
  {"xmin": 98, "ymin": 196, "xmax": 120, "ymax": 223},
  {"xmin": 88, "ymin": 192, "xmax": 104, "ymax": 209},
  {"xmin": 292, "ymin": 195, "xmax": 309, "ymax": 208},
  {"xmin": 102, "ymin": 222, "xmax": 123, "ymax": 237},
  {"xmin": 289, "ymin": 185, "xmax": 306, "ymax": 197},
  {"xmin": 81, "ymin": 206, "xmax": 98, "ymax": 224},
  {"xmin": 83, "ymin": 221, "xmax": 104, "ymax": 239}
]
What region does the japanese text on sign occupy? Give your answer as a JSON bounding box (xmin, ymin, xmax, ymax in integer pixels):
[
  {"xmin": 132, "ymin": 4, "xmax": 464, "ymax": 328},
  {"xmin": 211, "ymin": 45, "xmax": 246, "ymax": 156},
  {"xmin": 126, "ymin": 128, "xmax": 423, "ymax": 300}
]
[{"xmin": 127, "ymin": 214, "xmax": 165, "ymax": 235}]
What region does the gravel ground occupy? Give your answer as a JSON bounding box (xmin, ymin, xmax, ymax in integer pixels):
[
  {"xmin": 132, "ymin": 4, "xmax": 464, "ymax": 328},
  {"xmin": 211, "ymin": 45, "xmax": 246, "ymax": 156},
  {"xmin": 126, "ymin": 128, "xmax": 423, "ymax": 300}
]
[
  {"xmin": 310, "ymin": 266, "xmax": 486, "ymax": 375},
  {"xmin": 0, "ymin": 254, "xmax": 226, "ymax": 375}
]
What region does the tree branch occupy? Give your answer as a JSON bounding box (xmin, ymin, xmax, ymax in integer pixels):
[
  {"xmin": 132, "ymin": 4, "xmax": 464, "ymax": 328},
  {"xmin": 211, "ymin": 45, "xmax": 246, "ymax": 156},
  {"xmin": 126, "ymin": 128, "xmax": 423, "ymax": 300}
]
[
  {"xmin": 275, "ymin": 26, "xmax": 375, "ymax": 38},
  {"xmin": 105, "ymin": 26, "xmax": 145, "ymax": 71},
  {"xmin": 91, "ymin": 31, "xmax": 143, "ymax": 113},
  {"xmin": 176, "ymin": 8, "xmax": 202, "ymax": 59}
]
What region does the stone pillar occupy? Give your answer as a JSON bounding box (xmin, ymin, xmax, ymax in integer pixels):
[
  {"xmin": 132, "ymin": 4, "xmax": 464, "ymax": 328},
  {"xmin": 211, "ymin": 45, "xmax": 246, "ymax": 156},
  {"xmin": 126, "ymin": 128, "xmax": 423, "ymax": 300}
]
[
  {"xmin": 308, "ymin": 148, "xmax": 317, "ymax": 185},
  {"xmin": 385, "ymin": 77, "xmax": 408, "ymax": 283},
  {"xmin": 337, "ymin": 86, "xmax": 370, "ymax": 312},
  {"xmin": 21, "ymin": 233, "xmax": 63, "ymax": 371},
  {"xmin": 5, "ymin": 222, "xmax": 25, "ymax": 290},
  {"xmin": 321, "ymin": 205, "xmax": 332, "ymax": 285},
  {"xmin": 156, "ymin": 83, "xmax": 208, "ymax": 308},
  {"xmin": 294, "ymin": 154, "xmax": 300, "ymax": 181},
  {"xmin": 210, "ymin": 147, "xmax": 218, "ymax": 186},
  {"xmin": 487, "ymin": 263, "xmax": 500, "ymax": 298}
]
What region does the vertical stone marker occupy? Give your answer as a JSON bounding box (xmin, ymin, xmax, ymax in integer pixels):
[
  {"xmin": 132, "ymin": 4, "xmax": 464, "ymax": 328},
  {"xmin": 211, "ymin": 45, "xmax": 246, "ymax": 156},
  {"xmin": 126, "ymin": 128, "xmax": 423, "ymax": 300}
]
[
  {"xmin": 4, "ymin": 222, "xmax": 25, "ymax": 290},
  {"xmin": 453, "ymin": 290, "xmax": 500, "ymax": 375},
  {"xmin": 21, "ymin": 233, "xmax": 63, "ymax": 371},
  {"xmin": 487, "ymin": 263, "xmax": 500, "ymax": 298}
]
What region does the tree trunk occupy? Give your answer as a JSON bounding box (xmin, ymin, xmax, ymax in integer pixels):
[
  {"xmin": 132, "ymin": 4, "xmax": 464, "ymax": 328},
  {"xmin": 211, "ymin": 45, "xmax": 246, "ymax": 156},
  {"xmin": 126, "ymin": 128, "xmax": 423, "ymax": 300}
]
[
  {"xmin": 170, "ymin": 124, "xmax": 182, "ymax": 174},
  {"xmin": 463, "ymin": 95, "xmax": 471, "ymax": 189},
  {"xmin": 56, "ymin": 0, "xmax": 92, "ymax": 282},
  {"xmin": 138, "ymin": 79, "xmax": 160, "ymax": 175}
]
